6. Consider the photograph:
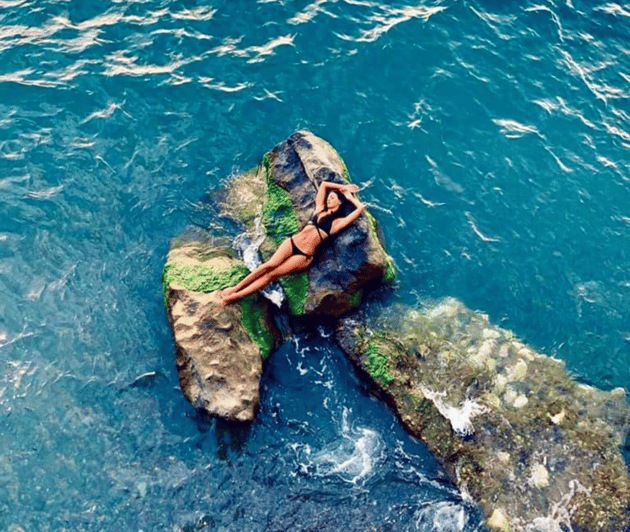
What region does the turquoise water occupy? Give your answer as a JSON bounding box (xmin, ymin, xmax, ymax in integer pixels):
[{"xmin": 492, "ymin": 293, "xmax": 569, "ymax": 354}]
[{"xmin": 1, "ymin": 0, "xmax": 629, "ymax": 530}]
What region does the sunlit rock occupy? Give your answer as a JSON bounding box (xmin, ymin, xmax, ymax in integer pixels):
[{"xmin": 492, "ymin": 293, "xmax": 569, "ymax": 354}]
[
  {"xmin": 529, "ymin": 462, "xmax": 549, "ymax": 489},
  {"xmin": 220, "ymin": 130, "xmax": 395, "ymax": 317},
  {"xmin": 483, "ymin": 328, "xmax": 500, "ymax": 340},
  {"xmin": 512, "ymin": 394, "xmax": 528, "ymax": 409},
  {"xmin": 507, "ymin": 359, "xmax": 528, "ymax": 381},
  {"xmin": 335, "ymin": 297, "xmax": 630, "ymax": 532},
  {"xmin": 496, "ymin": 451, "xmax": 510, "ymax": 464},
  {"xmin": 163, "ymin": 240, "xmax": 281, "ymax": 421},
  {"xmin": 549, "ymin": 409, "xmax": 565, "ymax": 425},
  {"xmin": 487, "ymin": 508, "xmax": 510, "ymax": 532}
]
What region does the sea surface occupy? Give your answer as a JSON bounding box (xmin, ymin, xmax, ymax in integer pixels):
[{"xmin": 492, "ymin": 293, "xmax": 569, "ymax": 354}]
[{"xmin": 1, "ymin": 0, "xmax": 630, "ymax": 530}]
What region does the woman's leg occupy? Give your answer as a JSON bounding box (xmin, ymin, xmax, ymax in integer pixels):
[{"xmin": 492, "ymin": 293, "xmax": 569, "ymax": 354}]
[
  {"xmin": 222, "ymin": 238, "xmax": 294, "ymax": 296},
  {"xmin": 222, "ymin": 254, "xmax": 311, "ymax": 305}
]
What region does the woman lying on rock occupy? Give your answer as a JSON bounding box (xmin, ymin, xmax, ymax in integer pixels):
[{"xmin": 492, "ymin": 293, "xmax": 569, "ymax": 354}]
[{"xmin": 220, "ymin": 181, "xmax": 365, "ymax": 307}]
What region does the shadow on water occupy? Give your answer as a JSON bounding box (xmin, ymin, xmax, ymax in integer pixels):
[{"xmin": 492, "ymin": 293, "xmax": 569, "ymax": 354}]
[
  {"xmin": 234, "ymin": 330, "xmax": 486, "ymax": 530},
  {"xmin": 182, "ymin": 410, "xmax": 253, "ymax": 462},
  {"xmin": 214, "ymin": 418, "xmax": 252, "ymax": 461}
]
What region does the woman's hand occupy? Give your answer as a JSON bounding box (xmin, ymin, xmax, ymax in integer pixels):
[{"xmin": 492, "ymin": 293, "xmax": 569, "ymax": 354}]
[
  {"xmin": 319, "ymin": 181, "xmax": 359, "ymax": 194},
  {"xmin": 341, "ymin": 184, "xmax": 359, "ymax": 194}
]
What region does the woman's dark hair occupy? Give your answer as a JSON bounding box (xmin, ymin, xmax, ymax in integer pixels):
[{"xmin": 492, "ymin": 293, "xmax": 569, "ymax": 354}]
[{"xmin": 327, "ymin": 189, "xmax": 356, "ymax": 217}]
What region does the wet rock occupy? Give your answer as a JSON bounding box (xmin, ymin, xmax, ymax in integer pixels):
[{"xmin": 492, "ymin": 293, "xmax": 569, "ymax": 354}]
[
  {"xmin": 529, "ymin": 462, "xmax": 549, "ymax": 489},
  {"xmin": 162, "ymin": 131, "xmax": 394, "ymax": 420},
  {"xmin": 221, "ymin": 130, "xmax": 395, "ymax": 317},
  {"xmin": 164, "ymin": 241, "xmax": 280, "ymax": 421},
  {"xmin": 335, "ymin": 298, "xmax": 630, "ymax": 532},
  {"xmin": 487, "ymin": 509, "xmax": 510, "ymax": 532},
  {"xmin": 136, "ymin": 481, "xmax": 148, "ymax": 498}
]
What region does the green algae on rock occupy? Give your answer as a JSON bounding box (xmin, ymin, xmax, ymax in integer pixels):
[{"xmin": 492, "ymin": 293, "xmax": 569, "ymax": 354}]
[
  {"xmin": 164, "ymin": 241, "xmax": 281, "ymax": 421},
  {"xmin": 365, "ymin": 210, "xmax": 396, "ymax": 286},
  {"xmin": 162, "ymin": 258, "xmax": 247, "ymax": 306},
  {"xmin": 220, "ymin": 130, "xmax": 395, "ymax": 317},
  {"xmin": 221, "ymin": 156, "xmax": 310, "ymax": 316},
  {"xmin": 335, "ymin": 298, "xmax": 630, "ymax": 532}
]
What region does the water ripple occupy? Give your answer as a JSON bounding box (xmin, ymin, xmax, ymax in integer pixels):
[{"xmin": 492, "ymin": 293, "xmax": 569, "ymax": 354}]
[
  {"xmin": 492, "ymin": 118, "xmax": 541, "ymax": 139},
  {"xmin": 0, "ymin": 0, "xmax": 629, "ymax": 529},
  {"xmin": 211, "ymin": 33, "xmax": 296, "ymax": 64},
  {"xmin": 357, "ymin": 4, "xmax": 448, "ymax": 43}
]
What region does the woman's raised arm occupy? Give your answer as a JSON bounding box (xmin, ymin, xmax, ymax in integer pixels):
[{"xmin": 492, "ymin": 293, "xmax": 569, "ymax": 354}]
[
  {"xmin": 329, "ymin": 193, "xmax": 366, "ymax": 234},
  {"xmin": 315, "ymin": 181, "xmax": 359, "ymax": 211}
]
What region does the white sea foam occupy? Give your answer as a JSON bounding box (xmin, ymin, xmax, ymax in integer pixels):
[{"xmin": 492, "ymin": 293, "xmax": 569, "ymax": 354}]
[
  {"xmin": 420, "ymin": 387, "xmax": 488, "ymax": 437},
  {"xmin": 295, "ymin": 361, "xmax": 308, "ymax": 376},
  {"xmin": 415, "ymin": 500, "xmax": 469, "ymax": 532},
  {"xmin": 233, "ymin": 213, "xmax": 285, "ymax": 307},
  {"xmin": 517, "ymin": 479, "xmax": 589, "ymax": 532},
  {"xmin": 308, "ymin": 407, "xmax": 384, "ymax": 484},
  {"xmin": 317, "ymin": 325, "xmax": 331, "ymax": 338}
]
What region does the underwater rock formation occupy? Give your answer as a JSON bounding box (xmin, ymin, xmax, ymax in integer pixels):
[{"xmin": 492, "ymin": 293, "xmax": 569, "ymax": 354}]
[
  {"xmin": 163, "ymin": 241, "xmax": 280, "ymax": 421},
  {"xmin": 220, "ymin": 130, "xmax": 395, "ymax": 317},
  {"xmin": 335, "ymin": 298, "xmax": 630, "ymax": 532}
]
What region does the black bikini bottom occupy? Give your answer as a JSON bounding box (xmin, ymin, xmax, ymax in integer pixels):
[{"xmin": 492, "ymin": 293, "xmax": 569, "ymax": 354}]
[{"xmin": 290, "ymin": 236, "xmax": 312, "ymax": 258}]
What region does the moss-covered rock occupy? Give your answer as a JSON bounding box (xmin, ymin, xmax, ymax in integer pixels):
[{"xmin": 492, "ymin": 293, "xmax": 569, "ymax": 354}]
[
  {"xmin": 163, "ymin": 131, "xmax": 396, "ymax": 420},
  {"xmin": 335, "ymin": 298, "xmax": 630, "ymax": 532},
  {"xmin": 220, "ymin": 130, "xmax": 395, "ymax": 317},
  {"xmin": 164, "ymin": 241, "xmax": 281, "ymax": 421}
]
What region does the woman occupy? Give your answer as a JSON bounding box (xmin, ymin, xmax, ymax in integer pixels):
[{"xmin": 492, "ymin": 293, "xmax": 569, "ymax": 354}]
[{"xmin": 220, "ymin": 181, "xmax": 365, "ymax": 307}]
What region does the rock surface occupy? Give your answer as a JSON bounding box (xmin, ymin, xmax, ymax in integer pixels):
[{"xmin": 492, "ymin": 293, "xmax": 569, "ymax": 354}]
[
  {"xmin": 163, "ymin": 241, "xmax": 280, "ymax": 421},
  {"xmin": 221, "ymin": 130, "xmax": 395, "ymax": 317},
  {"xmin": 335, "ymin": 298, "xmax": 630, "ymax": 532}
]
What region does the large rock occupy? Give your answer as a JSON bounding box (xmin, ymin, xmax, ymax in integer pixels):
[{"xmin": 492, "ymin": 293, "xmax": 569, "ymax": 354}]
[
  {"xmin": 163, "ymin": 241, "xmax": 280, "ymax": 421},
  {"xmin": 162, "ymin": 131, "xmax": 396, "ymax": 421},
  {"xmin": 335, "ymin": 298, "xmax": 630, "ymax": 532},
  {"xmin": 221, "ymin": 130, "xmax": 395, "ymax": 317}
]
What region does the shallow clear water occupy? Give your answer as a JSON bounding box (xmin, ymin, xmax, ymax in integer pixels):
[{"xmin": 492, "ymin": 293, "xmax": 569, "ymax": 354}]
[{"xmin": 1, "ymin": 0, "xmax": 629, "ymax": 530}]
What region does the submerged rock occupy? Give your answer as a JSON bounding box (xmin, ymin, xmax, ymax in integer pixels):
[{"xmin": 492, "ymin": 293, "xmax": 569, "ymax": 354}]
[
  {"xmin": 163, "ymin": 240, "xmax": 280, "ymax": 421},
  {"xmin": 335, "ymin": 298, "xmax": 630, "ymax": 532},
  {"xmin": 221, "ymin": 130, "xmax": 395, "ymax": 317}
]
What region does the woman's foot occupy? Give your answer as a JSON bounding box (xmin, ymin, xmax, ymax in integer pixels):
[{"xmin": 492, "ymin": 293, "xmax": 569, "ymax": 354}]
[
  {"xmin": 216, "ymin": 290, "xmax": 227, "ymax": 310},
  {"xmin": 221, "ymin": 285, "xmax": 238, "ymax": 297},
  {"xmin": 217, "ymin": 290, "xmax": 236, "ymax": 310}
]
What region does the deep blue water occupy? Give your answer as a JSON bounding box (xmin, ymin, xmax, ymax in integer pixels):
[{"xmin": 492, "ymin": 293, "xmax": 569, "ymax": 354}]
[{"xmin": 1, "ymin": 0, "xmax": 630, "ymax": 530}]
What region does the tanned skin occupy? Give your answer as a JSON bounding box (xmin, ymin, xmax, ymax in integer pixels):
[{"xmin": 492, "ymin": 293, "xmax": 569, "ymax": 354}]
[{"xmin": 219, "ymin": 181, "xmax": 365, "ymax": 307}]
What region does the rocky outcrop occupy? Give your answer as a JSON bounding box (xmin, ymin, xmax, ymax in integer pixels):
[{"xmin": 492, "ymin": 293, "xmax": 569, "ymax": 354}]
[
  {"xmin": 162, "ymin": 131, "xmax": 630, "ymax": 530},
  {"xmin": 163, "ymin": 241, "xmax": 280, "ymax": 421},
  {"xmin": 336, "ymin": 298, "xmax": 630, "ymax": 532},
  {"xmin": 164, "ymin": 131, "xmax": 394, "ymax": 420},
  {"xmin": 221, "ymin": 130, "xmax": 395, "ymax": 317}
]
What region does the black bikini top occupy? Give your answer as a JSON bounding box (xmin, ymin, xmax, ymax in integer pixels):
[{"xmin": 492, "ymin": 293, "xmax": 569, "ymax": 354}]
[{"xmin": 308, "ymin": 209, "xmax": 343, "ymax": 239}]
